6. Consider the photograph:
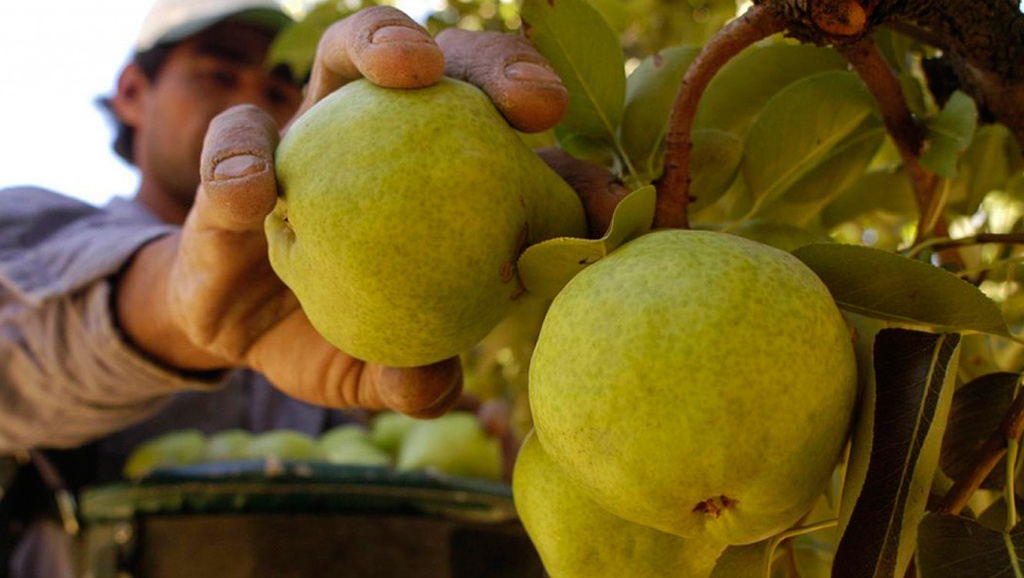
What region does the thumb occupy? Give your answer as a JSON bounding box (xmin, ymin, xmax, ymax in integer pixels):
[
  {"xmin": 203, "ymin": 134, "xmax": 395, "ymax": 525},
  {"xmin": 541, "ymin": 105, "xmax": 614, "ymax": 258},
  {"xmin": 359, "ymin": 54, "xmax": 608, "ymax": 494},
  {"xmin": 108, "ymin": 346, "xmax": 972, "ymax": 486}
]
[
  {"xmin": 374, "ymin": 357, "xmax": 465, "ymax": 418},
  {"xmin": 196, "ymin": 104, "xmax": 281, "ymax": 232}
]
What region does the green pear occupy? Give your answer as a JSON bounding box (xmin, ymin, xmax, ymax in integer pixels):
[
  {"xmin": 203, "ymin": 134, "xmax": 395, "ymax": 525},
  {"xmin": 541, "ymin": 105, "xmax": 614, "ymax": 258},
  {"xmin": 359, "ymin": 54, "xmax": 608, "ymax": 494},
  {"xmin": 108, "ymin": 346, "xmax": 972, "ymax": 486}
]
[
  {"xmin": 267, "ymin": 78, "xmax": 587, "ymax": 367},
  {"xmin": 321, "ymin": 439, "xmax": 393, "ymax": 467},
  {"xmin": 368, "ymin": 411, "xmax": 419, "ymax": 456},
  {"xmin": 529, "ymin": 229, "xmax": 858, "ymax": 545},
  {"xmin": 513, "ymin": 431, "xmax": 726, "ymax": 578},
  {"xmin": 319, "ymin": 425, "xmax": 393, "ymax": 466},
  {"xmin": 319, "ymin": 424, "xmax": 371, "ymax": 446},
  {"xmin": 245, "ymin": 430, "xmax": 322, "ymax": 460},
  {"xmin": 396, "ymin": 411, "xmax": 502, "ymax": 480},
  {"xmin": 123, "ymin": 429, "xmax": 208, "ymax": 479},
  {"xmin": 205, "ymin": 429, "xmax": 254, "ymax": 461}
]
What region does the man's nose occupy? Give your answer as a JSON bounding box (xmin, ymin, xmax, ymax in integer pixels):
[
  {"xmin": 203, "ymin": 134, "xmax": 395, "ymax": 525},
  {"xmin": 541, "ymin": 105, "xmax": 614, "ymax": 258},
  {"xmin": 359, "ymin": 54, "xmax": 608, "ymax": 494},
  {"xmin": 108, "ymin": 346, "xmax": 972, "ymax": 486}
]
[{"xmin": 230, "ymin": 78, "xmax": 274, "ymax": 110}]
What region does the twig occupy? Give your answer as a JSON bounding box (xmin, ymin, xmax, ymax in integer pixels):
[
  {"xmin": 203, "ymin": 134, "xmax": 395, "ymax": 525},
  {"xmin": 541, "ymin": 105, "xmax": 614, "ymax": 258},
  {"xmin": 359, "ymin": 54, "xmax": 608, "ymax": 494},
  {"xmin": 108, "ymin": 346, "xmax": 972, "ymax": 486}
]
[
  {"xmin": 911, "ymin": 233, "xmax": 1024, "ymax": 256},
  {"xmin": 654, "ymin": 3, "xmax": 786, "ymax": 229},
  {"xmin": 938, "ymin": 385, "xmax": 1024, "ymax": 515}
]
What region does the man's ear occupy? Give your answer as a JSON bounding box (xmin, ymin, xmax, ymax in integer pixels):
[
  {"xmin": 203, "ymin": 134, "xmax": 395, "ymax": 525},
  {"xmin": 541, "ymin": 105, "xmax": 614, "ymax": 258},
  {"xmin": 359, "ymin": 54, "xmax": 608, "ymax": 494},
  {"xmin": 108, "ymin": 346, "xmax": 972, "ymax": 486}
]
[{"xmin": 110, "ymin": 63, "xmax": 149, "ymax": 128}]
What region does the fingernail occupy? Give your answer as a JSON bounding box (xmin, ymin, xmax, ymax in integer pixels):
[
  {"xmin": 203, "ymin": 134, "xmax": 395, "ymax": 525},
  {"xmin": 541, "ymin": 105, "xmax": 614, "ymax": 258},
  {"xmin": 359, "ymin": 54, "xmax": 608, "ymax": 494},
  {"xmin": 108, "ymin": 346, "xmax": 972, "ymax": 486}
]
[
  {"xmin": 505, "ymin": 61, "xmax": 561, "ymax": 84},
  {"xmin": 213, "ymin": 154, "xmax": 266, "ymax": 181},
  {"xmin": 371, "ymin": 25, "xmax": 429, "ymax": 44}
]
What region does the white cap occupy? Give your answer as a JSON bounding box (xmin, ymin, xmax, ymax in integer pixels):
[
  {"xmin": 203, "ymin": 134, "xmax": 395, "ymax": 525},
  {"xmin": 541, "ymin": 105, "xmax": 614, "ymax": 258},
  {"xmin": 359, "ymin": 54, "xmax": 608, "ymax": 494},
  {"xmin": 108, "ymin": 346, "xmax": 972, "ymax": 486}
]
[{"xmin": 134, "ymin": 0, "xmax": 294, "ymax": 53}]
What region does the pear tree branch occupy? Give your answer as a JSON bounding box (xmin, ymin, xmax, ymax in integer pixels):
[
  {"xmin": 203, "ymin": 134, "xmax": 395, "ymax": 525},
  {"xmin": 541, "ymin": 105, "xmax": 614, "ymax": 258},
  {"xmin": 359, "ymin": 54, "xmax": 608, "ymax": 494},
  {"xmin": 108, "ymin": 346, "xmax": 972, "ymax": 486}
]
[
  {"xmin": 882, "ymin": 0, "xmax": 1024, "ymax": 149},
  {"xmin": 938, "ymin": 385, "xmax": 1024, "ymax": 516},
  {"xmin": 652, "ymin": 0, "xmax": 1024, "ymax": 231},
  {"xmin": 653, "ymin": 3, "xmax": 786, "ymax": 230},
  {"xmin": 834, "ymin": 36, "xmax": 945, "ymax": 244}
]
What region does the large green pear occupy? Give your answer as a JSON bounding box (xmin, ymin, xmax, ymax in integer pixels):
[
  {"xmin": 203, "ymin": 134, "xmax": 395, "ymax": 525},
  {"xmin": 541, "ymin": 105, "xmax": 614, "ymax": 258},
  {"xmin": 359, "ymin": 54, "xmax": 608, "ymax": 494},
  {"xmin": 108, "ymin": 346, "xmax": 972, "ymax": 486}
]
[
  {"xmin": 529, "ymin": 229, "xmax": 858, "ymax": 546},
  {"xmin": 267, "ymin": 78, "xmax": 587, "ymax": 367},
  {"xmin": 513, "ymin": 432, "xmax": 726, "ymax": 578}
]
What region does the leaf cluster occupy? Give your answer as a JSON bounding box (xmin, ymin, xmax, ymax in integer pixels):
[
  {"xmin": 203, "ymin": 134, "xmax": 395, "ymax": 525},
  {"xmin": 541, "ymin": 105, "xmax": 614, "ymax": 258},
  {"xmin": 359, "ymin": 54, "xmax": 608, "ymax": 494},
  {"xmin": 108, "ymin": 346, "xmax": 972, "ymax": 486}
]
[{"xmin": 514, "ymin": 0, "xmax": 1024, "ymax": 575}]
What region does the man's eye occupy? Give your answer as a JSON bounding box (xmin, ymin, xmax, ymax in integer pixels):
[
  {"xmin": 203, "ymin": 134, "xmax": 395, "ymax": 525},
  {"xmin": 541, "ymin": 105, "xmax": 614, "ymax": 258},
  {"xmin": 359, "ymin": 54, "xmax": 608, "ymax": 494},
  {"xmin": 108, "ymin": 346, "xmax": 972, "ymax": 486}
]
[
  {"xmin": 208, "ymin": 68, "xmax": 239, "ymax": 88},
  {"xmin": 266, "ymin": 85, "xmax": 301, "ymax": 108}
]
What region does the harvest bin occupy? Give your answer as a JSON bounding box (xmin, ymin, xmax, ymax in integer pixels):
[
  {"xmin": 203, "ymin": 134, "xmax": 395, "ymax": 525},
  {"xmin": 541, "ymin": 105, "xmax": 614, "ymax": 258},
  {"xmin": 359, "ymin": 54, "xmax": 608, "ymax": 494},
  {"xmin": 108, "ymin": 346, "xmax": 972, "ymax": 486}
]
[{"xmin": 76, "ymin": 461, "xmax": 543, "ymax": 578}]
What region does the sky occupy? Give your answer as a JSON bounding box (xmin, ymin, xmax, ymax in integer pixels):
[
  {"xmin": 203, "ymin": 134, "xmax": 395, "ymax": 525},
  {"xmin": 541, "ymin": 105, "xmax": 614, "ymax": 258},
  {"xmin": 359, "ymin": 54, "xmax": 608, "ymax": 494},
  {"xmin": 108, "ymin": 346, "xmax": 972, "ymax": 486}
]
[
  {"xmin": 1, "ymin": 1, "xmax": 152, "ymax": 206},
  {"xmin": 0, "ymin": 0, "xmax": 436, "ymax": 208}
]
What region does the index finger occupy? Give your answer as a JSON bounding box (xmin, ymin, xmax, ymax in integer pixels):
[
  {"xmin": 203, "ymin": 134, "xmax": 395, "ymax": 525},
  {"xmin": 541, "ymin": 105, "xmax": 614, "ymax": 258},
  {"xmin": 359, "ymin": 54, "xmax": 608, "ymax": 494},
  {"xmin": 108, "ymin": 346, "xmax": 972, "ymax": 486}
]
[
  {"xmin": 296, "ymin": 6, "xmax": 445, "ymax": 120},
  {"xmin": 435, "ymin": 28, "xmax": 568, "ymax": 133}
]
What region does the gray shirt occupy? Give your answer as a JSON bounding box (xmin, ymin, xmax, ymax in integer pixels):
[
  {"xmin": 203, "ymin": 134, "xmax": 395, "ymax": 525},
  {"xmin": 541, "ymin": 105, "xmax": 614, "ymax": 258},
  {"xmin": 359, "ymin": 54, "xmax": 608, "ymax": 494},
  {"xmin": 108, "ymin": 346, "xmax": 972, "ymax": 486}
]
[{"xmin": 0, "ymin": 186, "xmax": 355, "ymax": 478}]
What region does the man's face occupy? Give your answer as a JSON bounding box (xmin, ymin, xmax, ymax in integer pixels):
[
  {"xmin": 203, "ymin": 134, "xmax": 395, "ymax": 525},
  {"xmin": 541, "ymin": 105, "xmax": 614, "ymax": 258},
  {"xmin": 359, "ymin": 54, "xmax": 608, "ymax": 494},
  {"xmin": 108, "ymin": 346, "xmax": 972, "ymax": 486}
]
[{"xmin": 132, "ymin": 22, "xmax": 303, "ymax": 215}]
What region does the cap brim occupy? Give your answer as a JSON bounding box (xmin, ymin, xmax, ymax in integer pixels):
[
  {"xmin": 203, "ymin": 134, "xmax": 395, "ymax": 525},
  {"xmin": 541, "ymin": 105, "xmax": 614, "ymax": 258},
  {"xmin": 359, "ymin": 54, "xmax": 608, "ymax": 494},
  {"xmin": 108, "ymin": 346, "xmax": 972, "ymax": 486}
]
[{"xmin": 139, "ymin": 8, "xmax": 293, "ymax": 52}]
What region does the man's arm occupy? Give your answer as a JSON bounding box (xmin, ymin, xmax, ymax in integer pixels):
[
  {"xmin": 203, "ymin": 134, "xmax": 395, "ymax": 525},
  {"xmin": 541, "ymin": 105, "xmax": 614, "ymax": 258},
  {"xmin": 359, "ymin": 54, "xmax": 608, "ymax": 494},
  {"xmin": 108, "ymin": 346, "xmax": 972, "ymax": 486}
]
[{"xmin": 0, "ymin": 280, "xmax": 222, "ymax": 452}]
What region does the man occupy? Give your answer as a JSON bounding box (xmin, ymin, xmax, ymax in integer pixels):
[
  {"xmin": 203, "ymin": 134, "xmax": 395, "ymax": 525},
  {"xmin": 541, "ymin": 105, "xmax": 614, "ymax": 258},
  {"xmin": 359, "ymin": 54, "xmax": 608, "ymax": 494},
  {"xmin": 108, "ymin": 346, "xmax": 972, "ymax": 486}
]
[{"xmin": 0, "ymin": 0, "xmax": 619, "ymax": 574}]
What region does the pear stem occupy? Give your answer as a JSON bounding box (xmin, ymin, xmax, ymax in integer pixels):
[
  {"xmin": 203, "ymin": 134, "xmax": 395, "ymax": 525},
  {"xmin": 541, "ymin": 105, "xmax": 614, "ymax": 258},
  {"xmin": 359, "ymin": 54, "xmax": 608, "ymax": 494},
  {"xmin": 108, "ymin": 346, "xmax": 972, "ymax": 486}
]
[{"xmin": 654, "ymin": 3, "xmax": 785, "ymax": 230}]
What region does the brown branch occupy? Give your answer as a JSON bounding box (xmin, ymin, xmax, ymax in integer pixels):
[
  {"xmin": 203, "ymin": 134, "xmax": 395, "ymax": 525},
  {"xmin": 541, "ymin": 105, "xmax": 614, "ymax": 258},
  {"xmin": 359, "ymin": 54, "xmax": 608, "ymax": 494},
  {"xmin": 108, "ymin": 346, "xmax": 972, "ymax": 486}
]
[
  {"xmin": 883, "ymin": 0, "xmax": 1024, "ymax": 84},
  {"xmin": 881, "ymin": 0, "xmax": 1024, "ymax": 150},
  {"xmin": 653, "ymin": 3, "xmax": 786, "ymax": 229},
  {"xmin": 923, "ymin": 233, "xmax": 1024, "ymax": 254},
  {"xmin": 836, "ymin": 36, "xmax": 944, "ymax": 244},
  {"xmin": 938, "ymin": 386, "xmax": 1024, "ymax": 516}
]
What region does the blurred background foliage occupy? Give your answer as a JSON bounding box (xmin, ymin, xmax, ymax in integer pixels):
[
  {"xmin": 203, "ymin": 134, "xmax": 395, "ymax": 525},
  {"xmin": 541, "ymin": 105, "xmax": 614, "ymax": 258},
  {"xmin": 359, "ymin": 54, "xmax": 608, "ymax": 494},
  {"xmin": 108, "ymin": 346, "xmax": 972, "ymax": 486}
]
[{"xmin": 272, "ymin": 0, "xmax": 744, "ymax": 80}]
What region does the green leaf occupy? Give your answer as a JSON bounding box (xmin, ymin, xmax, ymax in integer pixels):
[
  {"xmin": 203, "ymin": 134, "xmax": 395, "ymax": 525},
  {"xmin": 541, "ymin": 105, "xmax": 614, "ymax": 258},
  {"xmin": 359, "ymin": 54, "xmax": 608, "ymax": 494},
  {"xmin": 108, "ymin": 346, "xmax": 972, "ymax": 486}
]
[
  {"xmin": 941, "ymin": 372, "xmax": 1020, "ymax": 490},
  {"xmin": 791, "ymin": 243, "xmax": 1012, "ymax": 337},
  {"xmin": 585, "ymin": 0, "xmax": 630, "ymax": 32},
  {"xmin": 267, "ymin": 2, "xmax": 348, "ymax": 80},
  {"xmin": 772, "ymin": 125, "xmax": 884, "ymax": 206},
  {"xmin": 695, "ymin": 42, "xmax": 847, "ymax": 136},
  {"xmin": 553, "ymin": 126, "xmax": 617, "ymax": 166},
  {"xmin": 756, "ymin": 124, "xmax": 885, "ymax": 226},
  {"xmin": 919, "ymin": 91, "xmax": 978, "ymax": 179},
  {"xmin": 1010, "ymin": 171, "xmax": 1024, "ymax": 205},
  {"xmin": 710, "ymin": 540, "xmax": 776, "ymax": 578},
  {"xmin": 688, "ymin": 128, "xmax": 745, "ymax": 214},
  {"xmin": 728, "ymin": 219, "xmax": 832, "ymax": 253},
  {"xmin": 741, "ymin": 71, "xmax": 876, "ymax": 218},
  {"xmin": 821, "ymin": 168, "xmax": 917, "ymax": 228},
  {"xmin": 620, "ymin": 45, "xmax": 702, "ymax": 182},
  {"xmin": 949, "ymin": 124, "xmax": 1016, "ymax": 215},
  {"xmin": 517, "ymin": 185, "xmax": 655, "ymax": 299},
  {"xmin": 873, "ymin": 28, "xmax": 931, "ymax": 80},
  {"xmin": 520, "ymin": 0, "xmax": 627, "ymax": 147},
  {"xmin": 792, "ymin": 537, "xmax": 835, "ymax": 578},
  {"xmin": 916, "ymin": 513, "xmax": 1024, "ymax": 577},
  {"xmin": 711, "ymin": 527, "xmax": 836, "ymax": 577},
  {"xmin": 834, "ymin": 329, "xmax": 961, "ymax": 578},
  {"xmin": 837, "ymin": 313, "xmax": 888, "ymax": 534}
]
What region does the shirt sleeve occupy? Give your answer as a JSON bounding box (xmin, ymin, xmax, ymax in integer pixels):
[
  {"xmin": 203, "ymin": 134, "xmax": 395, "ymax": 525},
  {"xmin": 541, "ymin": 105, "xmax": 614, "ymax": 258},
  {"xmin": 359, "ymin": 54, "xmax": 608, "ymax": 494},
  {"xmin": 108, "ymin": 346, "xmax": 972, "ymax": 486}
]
[{"xmin": 0, "ymin": 187, "xmax": 225, "ymax": 452}]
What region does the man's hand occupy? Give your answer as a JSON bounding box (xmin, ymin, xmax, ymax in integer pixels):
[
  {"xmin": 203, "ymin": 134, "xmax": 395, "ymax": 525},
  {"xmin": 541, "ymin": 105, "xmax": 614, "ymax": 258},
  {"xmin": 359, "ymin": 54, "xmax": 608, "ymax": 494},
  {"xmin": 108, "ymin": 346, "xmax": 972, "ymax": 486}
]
[{"xmin": 116, "ymin": 7, "xmax": 624, "ymax": 418}]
